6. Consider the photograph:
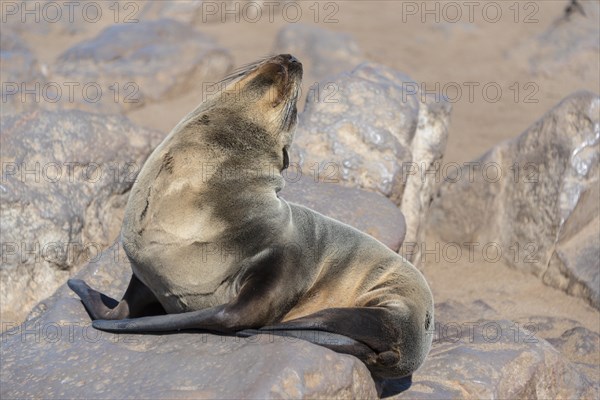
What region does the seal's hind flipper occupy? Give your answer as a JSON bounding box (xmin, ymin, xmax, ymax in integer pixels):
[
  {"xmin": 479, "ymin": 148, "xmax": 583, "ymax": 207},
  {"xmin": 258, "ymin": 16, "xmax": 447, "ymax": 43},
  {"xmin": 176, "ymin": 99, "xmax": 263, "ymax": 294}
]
[
  {"xmin": 92, "ymin": 305, "xmax": 228, "ymax": 333},
  {"xmin": 242, "ymin": 307, "xmax": 424, "ymax": 379},
  {"xmin": 237, "ymin": 328, "xmax": 375, "ymax": 359},
  {"xmin": 68, "ymin": 274, "xmax": 165, "ymax": 321},
  {"xmin": 240, "ymin": 327, "xmax": 415, "ymax": 393},
  {"xmin": 68, "ymin": 279, "xmax": 119, "ymax": 320},
  {"xmin": 259, "ymin": 308, "xmax": 404, "ymax": 353}
]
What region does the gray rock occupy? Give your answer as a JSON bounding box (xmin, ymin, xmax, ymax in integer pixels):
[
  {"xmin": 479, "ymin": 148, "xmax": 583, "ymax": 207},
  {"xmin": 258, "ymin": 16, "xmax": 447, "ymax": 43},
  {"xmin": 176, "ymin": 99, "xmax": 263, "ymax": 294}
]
[
  {"xmin": 0, "ymin": 242, "xmax": 378, "ymax": 399},
  {"xmin": 544, "ymin": 178, "xmax": 600, "ymax": 307},
  {"xmin": 6, "ymin": 257, "xmax": 594, "ymax": 400},
  {"xmin": 273, "ymin": 24, "xmax": 364, "ymax": 84},
  {"xmin": 0, "ymin": 110, "xmax": 162, "ymax": 326},
  {"xmin": 433, "ymin": 299, "xmax": 498, "ymax": 326},
  {"xmin": 429, "ymin": 91, "xmax": 600, "ymax": 308},
  {"xmin": 390, "ymin": 319, "xmax": 596, "ymax": 399},
  {"xmin": 516, "ymin": 316, "xmax": 600, "ymax": 389},
  {"xmin": 292, "ymin": 62, "xmax": 450, "ymax": 264},
  {"xmin": 515, "ymin": 315, "xmax": 587, "ymax": 339},
  {"xmin": 512, "ymin": 1, "xmax": 600, "ymax": 83},
  {"xmin": 441, "ymin": 306, "xmax": 600, "ymax": 388},
  {"xmin": 50, "ymin": 19, "xmax": 233, "ymax": 114},
  {"xmin": 280, "ymin": 175, "xmax": 406, "ymax": 251},
  {"xmin": 380, "ymin": 302, "xmax": 598, "ymax": 398},
  {"xmin": 0, "ymin": 31, "xmax": 44, "ymax": 116},
  {"xmin": 548, "ymin": 327, "xmax": 600, "ymax": 386}
]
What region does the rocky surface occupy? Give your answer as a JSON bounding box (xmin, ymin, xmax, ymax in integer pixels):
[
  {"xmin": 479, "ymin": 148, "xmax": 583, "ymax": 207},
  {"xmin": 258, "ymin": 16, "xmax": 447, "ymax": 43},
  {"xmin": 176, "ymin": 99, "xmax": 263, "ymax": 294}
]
[
  {"xmin": 281, "ymin": 175, "xmax": 406, "ymax": 251},
  {"xmin": 0, "ymin": 31, "xmax": 44, "ymax": 116},
  {"xmin": 394, "ymin": 316, "xmax": 595, "ymax": 399},
  {"xmin": 3, "ymin": 263, "xmax": 596, "ymax": 399},
  {"xmin": 516, "ymin": 315, "xmax": 600, "ymax": 389},
  {"xmin": 274, "ymin": 24, "xmax": 364, "ymax": 84},
  {"xmin": 379, "ymin": 300, "xmax": 597, "ymax": 399},
  {"xmin": 544, "ymin": 181, "xmax": 600, "ymax": 307},
  {"xmin": 0, "ymin": 242, "xmax": 378, "ymax": 399},
  {"xmin": 292, "ymin": 62, "xmax": 450, "ymax": 264},
  {"xmin": 429, "ymin": 91, "xmax": 600, "ymax": 308},
  {"xmin": 0, "ymin": 110, "xmax": 162, "ymax": 326},
  {"xmin": 50, "ymin": 19, "xmax": 232, "ymax": 114},
  {"xmin": 512, "ymin": 1, "xmax": 600, "ymax": 83}
]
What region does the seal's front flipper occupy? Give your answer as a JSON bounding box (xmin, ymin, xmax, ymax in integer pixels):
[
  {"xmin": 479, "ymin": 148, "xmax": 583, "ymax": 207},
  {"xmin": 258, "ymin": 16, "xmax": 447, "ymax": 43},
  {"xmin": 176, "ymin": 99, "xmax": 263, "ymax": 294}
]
[{"xmin": 68, "ymin": 274, "xmax": 165, "ymax": 321}]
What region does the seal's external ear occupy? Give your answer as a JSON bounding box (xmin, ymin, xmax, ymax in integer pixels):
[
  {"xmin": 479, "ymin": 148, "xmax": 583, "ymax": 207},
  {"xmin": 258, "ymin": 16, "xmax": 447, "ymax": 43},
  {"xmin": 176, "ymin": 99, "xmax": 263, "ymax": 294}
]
[{"xmin": 282, "ymin": 147, "xmax": 289, "ymax": 171}]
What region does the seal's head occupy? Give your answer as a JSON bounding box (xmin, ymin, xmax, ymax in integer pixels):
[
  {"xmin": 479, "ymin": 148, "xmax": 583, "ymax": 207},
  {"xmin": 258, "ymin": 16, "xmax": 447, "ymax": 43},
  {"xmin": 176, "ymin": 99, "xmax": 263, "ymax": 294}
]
[
  {"xmin": 225, "ymin": 53, "xmax": 303, "ymax": 134},
  {"xmin": 177, "ymin": 54, "xmax": 303, "ymax": 173}
]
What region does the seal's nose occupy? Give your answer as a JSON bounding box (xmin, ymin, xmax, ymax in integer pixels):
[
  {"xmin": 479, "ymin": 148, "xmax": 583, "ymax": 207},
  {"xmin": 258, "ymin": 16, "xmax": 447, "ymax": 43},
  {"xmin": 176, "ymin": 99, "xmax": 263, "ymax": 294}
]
[
  {"xmin": 273, "ymin": 54, "xmax": 302, "ymax": 78},
  {"xmin": 278, "ymin": 54, "xmax": 299, "ymax": 64}
]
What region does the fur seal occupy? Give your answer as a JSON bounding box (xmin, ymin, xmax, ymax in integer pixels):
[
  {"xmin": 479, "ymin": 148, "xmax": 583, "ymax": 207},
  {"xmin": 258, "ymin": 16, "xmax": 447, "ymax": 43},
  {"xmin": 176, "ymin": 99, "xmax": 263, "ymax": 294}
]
[{"xmin": 68, "ymin": 54, "xmax": 434, "ymax": 379}]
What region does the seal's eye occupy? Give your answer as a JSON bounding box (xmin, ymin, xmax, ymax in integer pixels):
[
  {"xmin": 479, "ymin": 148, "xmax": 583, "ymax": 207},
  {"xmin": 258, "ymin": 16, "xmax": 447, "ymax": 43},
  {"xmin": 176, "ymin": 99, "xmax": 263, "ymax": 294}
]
[{"xmin": 282, "ymin": 147, "xmax": 289, "ymax": 171}]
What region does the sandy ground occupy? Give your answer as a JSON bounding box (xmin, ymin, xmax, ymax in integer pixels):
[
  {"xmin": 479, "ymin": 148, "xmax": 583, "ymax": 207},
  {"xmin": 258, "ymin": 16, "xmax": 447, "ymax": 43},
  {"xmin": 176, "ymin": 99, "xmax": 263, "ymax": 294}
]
[
  {"xmin": 15, "ymin": 1, "xmax": 600, "ymax": 338},
  {"xmin": 421, "ymin": 235, "xmax": 600, "ymax": 334}
]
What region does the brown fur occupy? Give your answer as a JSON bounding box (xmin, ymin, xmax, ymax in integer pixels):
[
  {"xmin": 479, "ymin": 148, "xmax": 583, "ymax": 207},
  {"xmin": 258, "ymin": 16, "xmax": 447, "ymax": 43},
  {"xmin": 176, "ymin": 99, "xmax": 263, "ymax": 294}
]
[{"xmin": 69, "ymin": 54, "xmax": 434, "ymax": 380}]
